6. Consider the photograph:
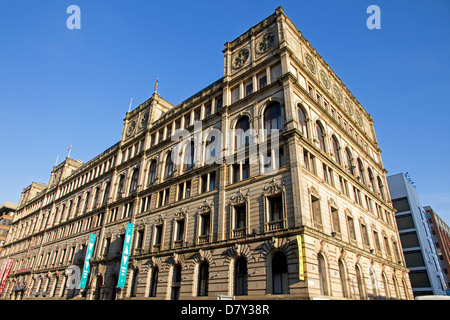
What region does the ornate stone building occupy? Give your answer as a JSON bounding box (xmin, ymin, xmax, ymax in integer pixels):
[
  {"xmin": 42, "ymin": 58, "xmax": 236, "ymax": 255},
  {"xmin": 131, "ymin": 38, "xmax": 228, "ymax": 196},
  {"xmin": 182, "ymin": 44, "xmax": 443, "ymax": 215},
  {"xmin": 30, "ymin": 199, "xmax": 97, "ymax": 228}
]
[{"xmin": 0, "ymin": 7, "xmax": 412, "ymax": 300}]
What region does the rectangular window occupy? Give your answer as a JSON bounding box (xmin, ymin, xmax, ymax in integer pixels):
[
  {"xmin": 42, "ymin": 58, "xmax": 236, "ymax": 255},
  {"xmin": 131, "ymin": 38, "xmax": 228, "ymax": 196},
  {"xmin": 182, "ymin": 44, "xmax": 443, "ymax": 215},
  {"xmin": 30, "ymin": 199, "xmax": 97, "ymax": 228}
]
[
  {"xmin": 242, "ymin": 160, "xmax": 249, "ymax": 181},
  {"xmin": 392, "ymin": 197, "xmax": 410, "ymax": 212},
  {"xmin": 164, "ymin": 188, "xmax": 170, "ymax": 206},
  {"xmin": 400, "ymin": 231, "xmax": 420, "ymax": 248},
  {"xmin": 231, "ymin": 86, "xmax": 240, "ymax": 104},
  {"xmin": 215, "ymin": 96, "xmax": 223, "ymax": 109},
  {"xmin": 271, "ymin": 64, "xmax": 282, "ymax": 82},
  {"xmin": 245, "ymin": 81, "xmax": 253, "ymax": 96},
  {"xmin": 204, "ymin": 103, "xmax": 212, "ymax": 117},
  {"xmin": 373, "ymin": 230, "xmax": 381, "ymax": 252},
  {"xmin": 158, "ymin": 191, "xmax": 164, "ymax": 208},
  {"xmin": 136, "ymin": 230, "xmax": 144, "ymax": 249},
  {"xmin": 331, "ymin": 207, "xmax": 340, "ymax": 233},
  {"xmin": 404, "ymin": 250, "xmax": 425, "ymax": 268},
  {"xmin": 154, "ymin": 225, "xmax": 163, "ymax": 245},
  {"xmin": 259, "ymin": 74, "xmax": 267, "ymax": 89},
  {"xmin": 233, "ymin": 164, "xmax": 240, "ymax": 183},
  {"xmin": 201, "ymin": 174, "xmax": 208, "ymax": 193},
  {"xmin": 311, "ymin": 195, "xmax": 322, "ymax": 225},
  {"xmin": 104, "ymin": 237, "xmax": 111, "ymax": 256},
  {"xmin": 323, "ymin": 163, "xmax": 329, "ymax": 184},
  {"xmin": 194, "ymin": 108, "xmax": 201, "ymax": 122},
  {"xmin": 200, "ymin": 213, "xmax": 211, "ymax": 237},
  {"xmin": 235, "ymin": 205, "xmax": 246, "ymax": 230},
  {"xmin": 361, "ymin": 224, "xmax": 370, "ymax": 246},
  {"xmin": 269, "ymin": 195, "xmax": 283, "ymax": 222},
  {"xmin": 184, "ymin": 114, "xmax": 191, "ymax": 128},
  {"xmin": 396, "ymin": 213, "xmax": 415, "ymax": 230},
  {"xmin": 185, "ymin": 180, "xmax": 191, "ymax": 198},
  {"xmin": 178, "ymin": 183, "xmax": 184, "ymax": 201},
  {"xmin": 176, "ymin": 219, "xmax": 185, "ymax": 242},
  {"xmin": 209, "ymin": 172, "xmax": 216, "ymax": 191},
  {"xmin": 384, "ymin": 236, "xmax": 391, "ymax": 257},
  {"xmin": 347, "ymin": 216, "xmax": 356, "ymax": 240},
  {"xmin": 339, "ymin": 176, "xmax": 349, "ymax": 196}
]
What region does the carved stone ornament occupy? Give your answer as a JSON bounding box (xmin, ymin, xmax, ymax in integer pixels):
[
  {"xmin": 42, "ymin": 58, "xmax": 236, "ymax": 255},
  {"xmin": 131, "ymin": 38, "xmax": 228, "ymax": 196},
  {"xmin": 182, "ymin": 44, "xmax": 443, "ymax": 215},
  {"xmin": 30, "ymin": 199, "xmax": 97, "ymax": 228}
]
[
  {"xmin": 333, "ymin": 84, "xmax": 343, "ymax": 104},
  {"xmin": 263, "ymin": 178, "xmax": 285, "ymax": 196},
  {"xmin": 154, "ymin": 213, "xmax": 165, "ymax": 225},
  {"xmin": 232, "ymin": 47, "xmax": 250, "ymax": 69},
  {"xmin": 319, "ymin": 69, "xmax": 330, "ymax": 89},
  {"xmin": 230, "ymin": 189, "xmax": 249, "ymax": 205},
  {"xmin": 355, "ymin": 109, "xmax": 363, "ymax": 127},
  {"xmin": 257, "ymin": 32, "xmax": 275, "ymax": 53},
  {"xmin": 126, "ymin": 120, "xmax": 136, "ymax": 137},
  {"xmin": 304, "ymin": 53, "xmax": 316, "ymax": 74},
  {"xmin": 198, "ymin": 199, "xmax": 213, "ymax": 214},
  {"xmin": 175, "ymin": 207, "xmax": 187, "ymax": 220},
  {"xmin": 308, "ymin": 185, "xmax": 320, "ymax": 198},
  {"xmin": 345, "ymin": 98, "xmax": 354, "ymax": 116},
  {"xmin": 138, "ymin": 112, "xmax": 149, "ymax": 129}
]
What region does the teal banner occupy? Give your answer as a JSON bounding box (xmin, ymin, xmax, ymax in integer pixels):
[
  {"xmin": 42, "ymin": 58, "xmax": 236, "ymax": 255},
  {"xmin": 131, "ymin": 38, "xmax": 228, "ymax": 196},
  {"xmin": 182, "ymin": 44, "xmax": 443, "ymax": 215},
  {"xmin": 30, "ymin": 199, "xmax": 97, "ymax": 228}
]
[
  {"xmin": 79, "ymin": 233, "xmax": 96, "ymax": 289},
  {"xmin": 117, "ymin": 223, "xmax": 134, "ymax": 289}
]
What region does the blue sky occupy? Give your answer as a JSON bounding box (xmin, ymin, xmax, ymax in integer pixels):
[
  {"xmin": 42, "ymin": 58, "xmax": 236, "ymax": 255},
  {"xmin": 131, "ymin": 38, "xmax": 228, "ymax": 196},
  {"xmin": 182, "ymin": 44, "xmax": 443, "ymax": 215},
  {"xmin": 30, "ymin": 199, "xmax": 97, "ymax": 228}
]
[{"xmin": 0, "ymin": 0, "xmax": 449, "ymax": 224}]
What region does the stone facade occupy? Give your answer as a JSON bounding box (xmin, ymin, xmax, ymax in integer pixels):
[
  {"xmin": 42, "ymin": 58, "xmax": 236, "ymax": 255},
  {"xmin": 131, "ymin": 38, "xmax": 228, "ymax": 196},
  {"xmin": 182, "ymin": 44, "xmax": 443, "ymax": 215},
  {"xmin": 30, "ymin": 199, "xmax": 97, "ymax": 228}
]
[{"xmin": 0, "ymin": 7, "xmax": 412, "ymax": 300}]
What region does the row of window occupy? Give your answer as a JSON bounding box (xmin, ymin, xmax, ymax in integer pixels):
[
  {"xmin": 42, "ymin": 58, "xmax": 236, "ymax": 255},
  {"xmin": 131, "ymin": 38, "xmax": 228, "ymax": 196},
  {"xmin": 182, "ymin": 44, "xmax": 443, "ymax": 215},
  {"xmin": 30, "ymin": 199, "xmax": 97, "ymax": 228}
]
[{"xmin": 298, "ymin": 103, "xmax": 387, "ymax": 200}]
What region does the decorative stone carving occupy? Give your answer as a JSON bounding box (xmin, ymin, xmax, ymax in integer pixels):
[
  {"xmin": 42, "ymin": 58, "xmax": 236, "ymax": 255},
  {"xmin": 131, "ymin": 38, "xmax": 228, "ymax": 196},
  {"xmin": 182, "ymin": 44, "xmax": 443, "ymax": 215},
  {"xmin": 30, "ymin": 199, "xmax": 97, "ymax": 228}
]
[
  {"xmin": 229, "ymin": 189, "xmax": 249, "ymax": 205},
  {"xmin": 263, "ymin": 178, "xmax": 285, "ymax": 196},
  {"xmin": 304, "ymin": 53, "xmax": 316, "ymax": 74}
]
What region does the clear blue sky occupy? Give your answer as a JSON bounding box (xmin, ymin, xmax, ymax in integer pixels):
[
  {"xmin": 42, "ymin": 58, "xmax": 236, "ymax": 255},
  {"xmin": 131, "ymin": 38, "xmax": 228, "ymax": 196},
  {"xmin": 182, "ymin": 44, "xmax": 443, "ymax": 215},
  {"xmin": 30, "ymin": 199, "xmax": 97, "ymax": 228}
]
[{"xmin": 0, "ymin": 0, "xmax": 449, "ymax": 224}]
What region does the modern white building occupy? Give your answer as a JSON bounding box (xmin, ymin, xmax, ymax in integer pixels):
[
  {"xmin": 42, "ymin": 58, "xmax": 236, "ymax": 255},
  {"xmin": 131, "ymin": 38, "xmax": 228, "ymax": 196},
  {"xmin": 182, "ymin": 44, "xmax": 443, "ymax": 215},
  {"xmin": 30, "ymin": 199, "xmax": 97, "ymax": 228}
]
[{"xmin": 387, "ymin": 173, "xmax": 447, "ymax": 297}]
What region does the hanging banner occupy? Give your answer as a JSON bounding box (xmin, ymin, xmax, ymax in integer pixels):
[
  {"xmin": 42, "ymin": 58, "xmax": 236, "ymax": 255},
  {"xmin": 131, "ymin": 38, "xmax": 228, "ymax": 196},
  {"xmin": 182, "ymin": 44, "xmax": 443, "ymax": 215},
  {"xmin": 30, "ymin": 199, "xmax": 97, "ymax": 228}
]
[
  {"xmin": 0, "ymin": 260, "xmax": 8, "ymax": 282},
  {"xmin": 296, "ymin": 235, "xmax": 305, "ymax": 280},
  {"xmin": 0, "ymin": 259, "xmax": 14, "ymax": 295},
  {"xmin": 117, "ymin": 223, "xmax": 134, "ymax": 289},
  {"xmin": 79, "ymin": 233, "xmax": 97, "ymax": 289}
]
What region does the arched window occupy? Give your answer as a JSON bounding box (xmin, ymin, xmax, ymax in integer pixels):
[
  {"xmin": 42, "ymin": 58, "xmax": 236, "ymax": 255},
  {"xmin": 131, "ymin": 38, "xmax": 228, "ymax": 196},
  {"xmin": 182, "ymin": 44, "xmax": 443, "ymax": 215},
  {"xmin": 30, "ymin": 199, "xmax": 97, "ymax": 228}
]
[
  {"xmin": 75, "ymin": 196, "xmax": 82, "ymax": 216},
  {"xmin": 272, "ymin": 251, "xmax": 288, "ymax": 294},
  {"xmin": 171, "ymin": 264, "xmax": 182, "ymax": 300},
  {"xmin": 93, "ymin": 187, "xmax": 100, "ymax": 208},
  {"xmin": 264, "ymin": 102, "xmax": 282, "ymax": 132},
  {"xmin": 148, "ymin": 160, "xmax": 157, "ymax": 185},
  {"xmin": 165, "ymin": 151, "xmax": 174, "ymax": 178},
  {"xmin": 235, "ymin": 116, "xmax": 250, "ymax": 148},
  {"xmin": 345, "ymin": 148, "xmax": 354, "ymax": 176},
  {"xmin": 393, "ymin": 276, "xmax": 400, "ymax": 299},
  {"xmin": 66, "ymin": 201, "xmax": 73, "ymax": 220},
  {"xmin": 339, "ymin": 260, "xmax": 349, "ymax": 298},
  {"xmin": 205, "ymin": 135, "xmax": 216, "ymax": 161},
  {"xmin": 356, "ymin": 264, "xmax": 366, "ymax": 300},
  {"xmin": 129, "ymin": 169, "xmax": 139, "ymax": 193},
  {"xmin": 198, "ymin": 261, "xmax": 209, "ymax": 296},
  {"xmin": 368, "ymin": 168, "xmax": 376, "ymax": 192},
  {"xmin": 102, "ymin": 182, "xmax": 110, "ymax": 206},
  {"xmin": 130, "ymin": 269, "xmax": 139, "ymax": 297},
  {"xmin": 316, "ymin": 121, "xmax": 326, "ymax": 152},
  {"xmin": 298, "ymin": 104, "xmax": 308, "ymax": 137},
  {"xmin": 117, "ymin": 175, "xmax": 125, "ymax": 198},
  {"xmin": 83, "ymin": 192, "xmax": 90, "ymax": 213},
  {"xmin": 184, "ymin": 141, "xmax": 195, "ymax": 170},
  {"xmin": 382, "ymin": 272, "xmax": 390, "ymax": 300},
  {"xmin": 235, "ymin": 257, "xmax": 248, "ymax": 296},
  {"xmin": 357, "ymin": 159, "xmax": 366, "ymax": 184},
  {"xmin": 318, "ymin": 253, "xmax": 329, "ymax": 296},
  {"xmin": 332, "ymin": 135, "xmax": 341, "ymax": 164},
  {"xmin": 149, "ymin": 267, "xmax": 159, "ymax": 297},
  {"xmin": 377, "ymin": 176, "xmax": 385, "ymax": 200}
]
